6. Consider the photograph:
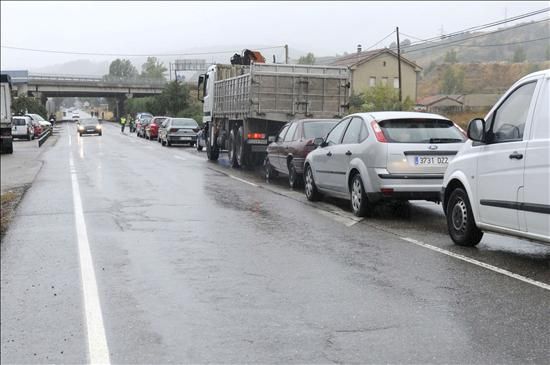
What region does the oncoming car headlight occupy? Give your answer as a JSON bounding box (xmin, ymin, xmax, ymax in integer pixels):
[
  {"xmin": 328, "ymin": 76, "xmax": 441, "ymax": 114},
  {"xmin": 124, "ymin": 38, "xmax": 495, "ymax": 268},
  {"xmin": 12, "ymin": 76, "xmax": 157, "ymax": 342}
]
[{"xmin": 96, "ymin": 125, "xmax": 102, "ymax": 130}]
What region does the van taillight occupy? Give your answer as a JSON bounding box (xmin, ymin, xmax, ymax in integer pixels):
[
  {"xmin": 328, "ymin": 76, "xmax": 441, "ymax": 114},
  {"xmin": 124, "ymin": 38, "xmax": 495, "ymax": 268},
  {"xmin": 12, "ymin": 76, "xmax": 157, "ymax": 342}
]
[{"xmin": 371, "ymin": 120, "xmax": 387, "ymax": 143}]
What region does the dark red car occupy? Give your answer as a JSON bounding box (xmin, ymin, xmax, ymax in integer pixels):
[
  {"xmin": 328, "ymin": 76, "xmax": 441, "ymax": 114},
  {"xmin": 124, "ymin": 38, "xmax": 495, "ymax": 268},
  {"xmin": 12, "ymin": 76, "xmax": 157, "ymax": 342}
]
[
  {"xmin": 265, "ymin": 118, "xmax": 338, "ymax": 188},
  {"xmin": 145, "ymin": 116, "xmax": 168, "ymax": 141},
  {"xmin": 136, "ymin": 115, "xmax": 152, "ymax": 138}
]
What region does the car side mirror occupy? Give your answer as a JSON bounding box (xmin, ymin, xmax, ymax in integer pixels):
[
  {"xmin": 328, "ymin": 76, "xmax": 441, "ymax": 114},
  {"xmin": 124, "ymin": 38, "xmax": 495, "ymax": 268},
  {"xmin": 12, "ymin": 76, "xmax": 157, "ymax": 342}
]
[
  {"xmin": 313, "ymin": 137, "xmax": 324, "ymax": 147},
  {"xmin": 467, "ymin": 118, "xmax": 486, "ymax": 143}
]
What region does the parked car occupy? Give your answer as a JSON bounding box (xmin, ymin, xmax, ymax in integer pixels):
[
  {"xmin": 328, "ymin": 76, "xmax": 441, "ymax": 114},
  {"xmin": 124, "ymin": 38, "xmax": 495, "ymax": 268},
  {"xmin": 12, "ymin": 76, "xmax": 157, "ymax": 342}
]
[
  {"xmin": 31, "ymin": 121, "xmax": 43, "ymax": 137},
  {"xmin": 136, "ymin": 115, "xmax": 152, "ymax": 138},
  {"xmin": 12, "ymin": 116, "xmax": 35, "ymax": 140},
  {"xmin": 265, "ymin": 119, "xmax": 339, "ymax": 188},
  {"xmin": 145, "ymin": 116, "xmax": 167, "ymax": 140},
  {"xmin": 159, "ymin": 118, "xmax": 199, "ymax": 146},
  {"xmin": 442, "ymin": 69, "xmax": 549, "ymax": 246},
  {"xmin": 77, "ymin": 118, "xmax": 103, "ymax": 136},
  {"xmin": 26, "ymin": 113, "xmax": 48, "ymax": 128},
  {"xmin": 304, "ymin": 112, "xmax": 466, "ymax": 217}
]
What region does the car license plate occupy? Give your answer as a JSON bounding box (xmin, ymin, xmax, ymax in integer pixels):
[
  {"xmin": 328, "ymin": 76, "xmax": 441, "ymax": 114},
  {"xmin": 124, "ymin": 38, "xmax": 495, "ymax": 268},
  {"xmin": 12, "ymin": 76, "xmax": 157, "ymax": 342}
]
[
  {"xmin": 414, "ymin": 156, "xmax": 449, "ymax": 166},
  {"xmin": 180, "ymin": 136, "xmax": 191, "ymax": 140}
]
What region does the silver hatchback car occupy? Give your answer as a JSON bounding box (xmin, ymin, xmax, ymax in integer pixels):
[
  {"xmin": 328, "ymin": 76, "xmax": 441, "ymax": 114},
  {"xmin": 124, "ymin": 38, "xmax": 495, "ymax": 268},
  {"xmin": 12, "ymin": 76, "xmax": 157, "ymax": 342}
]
[{"xmin": 304, "ymin": 112, "xmax": 466, "ymax": 216}]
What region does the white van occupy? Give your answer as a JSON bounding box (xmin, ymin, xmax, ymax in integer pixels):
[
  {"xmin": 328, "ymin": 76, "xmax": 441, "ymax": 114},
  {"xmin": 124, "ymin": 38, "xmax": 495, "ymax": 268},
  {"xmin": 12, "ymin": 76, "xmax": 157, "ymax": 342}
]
[
  {"xmin": 12, "ymin": 116, "xmax": 35, "ymax": 140},
  {"xmin": 442, "ymin": 69, "xmax": 549, "ymax": 246}
]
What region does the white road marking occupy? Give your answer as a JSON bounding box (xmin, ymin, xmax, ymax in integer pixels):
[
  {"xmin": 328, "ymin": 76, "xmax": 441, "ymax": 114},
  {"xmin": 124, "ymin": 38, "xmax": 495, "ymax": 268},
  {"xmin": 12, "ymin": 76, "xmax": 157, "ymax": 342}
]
[
  {"xmin": 399, "ymin": 236, "xmax": 550, "ymax": 291},
  {"xmin": 174, "ymin": 155, "xmax": 187, "ymax": 161},
  {"xmin": 69, "ymin": 155, "xmax": 111, "ymax": 364},
  {"xmin": 229, "ymin": 175, "xmax": 259, "ymax": 187}
]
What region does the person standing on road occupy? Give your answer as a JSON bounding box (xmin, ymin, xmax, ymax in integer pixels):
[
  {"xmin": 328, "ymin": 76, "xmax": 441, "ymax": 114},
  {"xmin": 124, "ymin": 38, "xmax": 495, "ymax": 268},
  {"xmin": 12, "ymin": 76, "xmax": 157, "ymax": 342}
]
[{"xmin": 120, "ymin": 115, "xmax": 127, "ymax": 133}]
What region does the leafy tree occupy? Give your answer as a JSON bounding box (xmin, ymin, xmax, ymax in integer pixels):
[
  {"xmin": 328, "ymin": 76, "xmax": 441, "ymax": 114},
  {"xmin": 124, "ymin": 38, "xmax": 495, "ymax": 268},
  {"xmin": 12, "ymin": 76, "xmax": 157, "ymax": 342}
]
[
  {"xmin": 11, "ymin": 96, "xmax": 47, "ymax": 117},
  {"xmin": 126, "ymin": 81, "xmax": 193, "ymax": 117},
  {"xmin": 106, "ymin": 59, "xmax": 138, "ymax": 79},
  {"xmin": 298, "ymin": 52, "xmax": 316, "ymax": 65},
  {"xmin": 141, "ymin": 57, "xmax": 167, "ymax": 80},
  {"xmin": 353, "ymin": 85, "xmax": 413, "ymax": 112},
  {"xmin": 444, "ymin": 49, "xmax": 458, "ymax": 63},
  {"xmin": 512, "ymin": 47, "xmax": 526, "ymax": 63},
  {"xmin": 440, "ymin": 66, "xmax": 464, "ymax": 94}
]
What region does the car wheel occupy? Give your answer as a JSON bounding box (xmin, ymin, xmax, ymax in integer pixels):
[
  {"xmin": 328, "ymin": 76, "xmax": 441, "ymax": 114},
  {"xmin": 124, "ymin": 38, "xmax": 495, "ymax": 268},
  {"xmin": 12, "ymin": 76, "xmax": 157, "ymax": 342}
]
[
  {"xmin": 197, "ymin": 143, "xmax": 203, "ymax": 152},
  {"xmin": 28, "ymin": 133, "xmax": 32, "ymax": 141},
  {"xmin": 288, "ymin": 161, "xmax": 302, "ymax": 189},
  {"xmin": 264, "ymin": 157, "xmax": 277, "ymax": 180},
  {"xmin": 99, "ymin": 132, "xmax": 102, "ymax": 136},
  {"xmin": 446, "ymin": 188, "xmax": 483, "ymax": 246},
  {"xmin": 304, "ymin": 164, "xmax": 322, "ymax": 201},
  {"xmin": 350, "ymin": 173, "xmax": 371, "ymax": 217},
  {"xmin": 166, "ymin": 138, "xmax": 171, "ymax": 147}
]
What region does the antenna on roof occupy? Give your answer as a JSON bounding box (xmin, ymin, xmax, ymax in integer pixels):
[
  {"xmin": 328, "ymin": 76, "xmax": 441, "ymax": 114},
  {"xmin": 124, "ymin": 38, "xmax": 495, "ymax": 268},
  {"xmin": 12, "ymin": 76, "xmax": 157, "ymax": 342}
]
[{"xmin": 357, "ymin": 44, "xmax": 362, "ymax": 53}]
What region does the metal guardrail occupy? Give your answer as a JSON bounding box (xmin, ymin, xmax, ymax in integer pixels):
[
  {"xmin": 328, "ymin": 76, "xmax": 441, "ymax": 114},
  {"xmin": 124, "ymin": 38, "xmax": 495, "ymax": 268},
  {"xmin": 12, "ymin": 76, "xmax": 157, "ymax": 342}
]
[
  {"xmin": 28, "ymin": 73, "xmax": 167, "ymax": 87},
  {"xmin": 37, "ymin": 128, "xmax": 51, "ymax": 147}
]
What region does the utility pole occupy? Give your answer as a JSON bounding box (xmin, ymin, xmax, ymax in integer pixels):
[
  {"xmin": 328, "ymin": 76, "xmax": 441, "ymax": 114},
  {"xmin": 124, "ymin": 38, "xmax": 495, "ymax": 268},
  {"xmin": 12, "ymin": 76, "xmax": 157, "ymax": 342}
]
[
  {"xmin": 396, "ymin": 27, "xmax": 402, "ymax": 107},
  {"xmin": 284, "ymin": 44, "xmax": 289, "ymax": 64}
]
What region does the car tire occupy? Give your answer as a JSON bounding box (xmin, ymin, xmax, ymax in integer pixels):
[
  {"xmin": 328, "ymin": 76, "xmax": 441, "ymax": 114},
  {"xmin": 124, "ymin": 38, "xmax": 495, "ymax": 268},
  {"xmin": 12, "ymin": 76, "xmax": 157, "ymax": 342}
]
[
  {"xmin": 28, "ymin": 133, "xmax": 32, "ymax": 141},
  {"xmin": 79, "ymin": 133, "xmax": 82, "ymax": 137},
  {"xmin": 166, "ymin": 138, "xmax": 171, "ymax": 147},
  {"xmin": 265, "ymin": 157, "xmax": 277, "ymax": 180},
  {"xmin": 350, "ymin": 173, "xmax": 371, "ymax": 217},
  {"xmin": 288, "ymin": 161, "xmax": 302, "ymax": 189},
  {"xmin": 197, "ymin": 143, "xmax": 203, "ymax": 152},
  {"xmin": 99, "ymin": 132, "xmax": 102, "ymax": 136},
  {"xmin": 304, "ymin": 164, "xmax": 322, "ymax": 201},
  {"xmin": 446, "ymin": 188, "xmax": 483, "ymax": 246}
]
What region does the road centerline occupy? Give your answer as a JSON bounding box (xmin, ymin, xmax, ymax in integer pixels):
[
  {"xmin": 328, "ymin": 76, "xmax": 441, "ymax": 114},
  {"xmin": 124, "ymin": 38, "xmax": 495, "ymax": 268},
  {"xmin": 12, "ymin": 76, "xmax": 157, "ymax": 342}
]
[{"xmin": 68, "ymin": 131, "xmax": 111, "ymax": 364}]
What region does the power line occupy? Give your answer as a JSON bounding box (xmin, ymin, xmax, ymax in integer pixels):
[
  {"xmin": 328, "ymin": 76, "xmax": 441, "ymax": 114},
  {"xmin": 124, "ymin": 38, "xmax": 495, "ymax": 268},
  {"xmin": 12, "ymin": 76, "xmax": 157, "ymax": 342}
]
[
  {"xmin": 403, "ymin": 7, "xmax": 549, "ymax": 47},
  {"xmin": 396, "ymin": 18, "xmax": 549, "ymax": 55},
  {"xmin": 452, "ymin": 35, "xmax": 550, "ymax": 48},
  {"xmin": 363, "ymin": 30, "xmax": 396, "ymax": 52},
  {"xmin": 0, "ymin": 45, "xmax": 286, "ymax": 57}
]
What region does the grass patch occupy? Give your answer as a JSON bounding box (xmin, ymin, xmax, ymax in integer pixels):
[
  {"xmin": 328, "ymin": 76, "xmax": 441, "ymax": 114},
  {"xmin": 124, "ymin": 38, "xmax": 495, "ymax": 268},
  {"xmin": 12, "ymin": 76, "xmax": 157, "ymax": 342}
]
[{"xmin": 1, "ymin": 187, "xmax": 27, "ymax": 239}]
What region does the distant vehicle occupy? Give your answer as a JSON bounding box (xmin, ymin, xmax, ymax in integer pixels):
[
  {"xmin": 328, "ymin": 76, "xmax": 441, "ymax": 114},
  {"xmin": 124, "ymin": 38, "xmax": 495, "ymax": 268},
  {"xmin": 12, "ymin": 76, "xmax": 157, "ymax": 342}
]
[
  {"xmin": 304, "ymin": 112, "xmax": 466, "ymax": 217},
  {"xmin": 146, "ymin": 116, "xmax": 167, "ymax": 140},
  {"xmin": 198, "ymin": 62, "xmax": 350, "ymax": 167},
  {"xmin": 159, "ymin": 117, "xmax": 199, "ymax": 147},
  {"xmin": 136, "ymin": 115, "xmax": 152, "ymax": 137},
  {"xmin": 136, "ymin": 112, "xmax": 153, "ymax": 120},
  {"xmin": 25, "ymin": 114, "xmax": 49, "ymax": 131},
  {"xmin": 0, "ymin": 74, "xmax": 13, "ymax": 153},
  {"xmin": 12, "ymin": 116, "xmax": 35, "ymax": 140},
  {"xmin": 77, "ymin": 118, "xmax": 102, "ymax": 136},
  {"xmin": 265, "ymin": 119, "xmax": 339, "ymax": 188},
  {"xmin": 442, "ymin": 69, "xmax": 550, "ymax": 246},
  {"xmin": 72, "ymin": 113, "xmax": 80, "ymax": 120}
]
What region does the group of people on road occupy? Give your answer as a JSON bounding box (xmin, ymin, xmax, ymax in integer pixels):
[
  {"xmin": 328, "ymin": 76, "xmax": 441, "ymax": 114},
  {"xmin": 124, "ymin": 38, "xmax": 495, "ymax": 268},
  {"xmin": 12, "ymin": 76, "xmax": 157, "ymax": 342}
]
[{"xmin": 120, "ymin": 114, "xmax": 136, "ymax": 133}]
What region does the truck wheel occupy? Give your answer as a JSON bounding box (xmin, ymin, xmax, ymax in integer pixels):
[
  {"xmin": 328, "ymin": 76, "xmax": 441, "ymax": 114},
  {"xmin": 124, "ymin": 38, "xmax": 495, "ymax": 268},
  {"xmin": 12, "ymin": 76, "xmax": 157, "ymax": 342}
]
[
  {"xmin": 6, "ymin": 144, "xmax": 13, "ymax": 154},
  {"xmin": 235, "ymin": 126, "xmax": 246, "ymax": 167},
  {"xmin": 304, "ymin": 164, "xmax": 322, "ymax": 201},
  {"xmin": 228, "ymin": 129, "xmax": 238, "ymax": 167},
  {"xmin": 446, "ymin": 188, "xmax": 483, "ymax": 246},
  {"xmin": 206, "ymin": 135, "xmax": 219, "ymax": 161}
]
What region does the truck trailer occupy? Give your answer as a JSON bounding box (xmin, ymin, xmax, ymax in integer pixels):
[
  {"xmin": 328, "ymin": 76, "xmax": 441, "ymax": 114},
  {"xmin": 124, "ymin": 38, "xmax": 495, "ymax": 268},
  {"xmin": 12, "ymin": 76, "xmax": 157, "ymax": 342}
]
[
  {"xmin": 198, "ymin": 63, "xmax": 351, "ymax": 167},
  {"xmin": 1, "ymin": 74, "xmax": 14, "ymax": 154}
]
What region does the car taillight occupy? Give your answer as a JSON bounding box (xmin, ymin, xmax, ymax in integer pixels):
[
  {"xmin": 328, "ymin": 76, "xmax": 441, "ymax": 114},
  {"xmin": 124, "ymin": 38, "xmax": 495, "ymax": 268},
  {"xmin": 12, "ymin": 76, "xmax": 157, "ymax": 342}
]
[
  {"xmin": 247, "ymin": 133, "xmax": 266, "ymax": 139},
  {"xmin": 170, "ymin": 128, "xmax": 178, "ymax": 133},
  {"xmin": 371, "ymin": 120, "xmax": 387, "ymax": 143},
  {"xmin": 381, "ymin": 188, "xmax": 394, "ymax": 196}
]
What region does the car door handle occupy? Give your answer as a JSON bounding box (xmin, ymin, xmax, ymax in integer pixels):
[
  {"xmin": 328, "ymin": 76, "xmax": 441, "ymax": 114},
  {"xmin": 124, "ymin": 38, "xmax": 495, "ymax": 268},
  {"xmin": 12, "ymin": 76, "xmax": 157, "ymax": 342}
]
[
  {"xmin": 345, "ymin": 151, "xmax": 352, "ymax": 156},
  {"xmin": 326, "ymin": 151, "xmax": 332, "ymax": 157},
  {"xmin": 509, "ymin": 152, "xmax": 523, "ymax": 160}
]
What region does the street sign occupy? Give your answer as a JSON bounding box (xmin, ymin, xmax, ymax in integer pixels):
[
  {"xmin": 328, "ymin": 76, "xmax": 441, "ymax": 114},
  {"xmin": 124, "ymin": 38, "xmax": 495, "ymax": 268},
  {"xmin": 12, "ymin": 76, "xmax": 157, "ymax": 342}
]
[{"xmin": 173, "ymin": 59, "xmax": 207, "ymax": 71}]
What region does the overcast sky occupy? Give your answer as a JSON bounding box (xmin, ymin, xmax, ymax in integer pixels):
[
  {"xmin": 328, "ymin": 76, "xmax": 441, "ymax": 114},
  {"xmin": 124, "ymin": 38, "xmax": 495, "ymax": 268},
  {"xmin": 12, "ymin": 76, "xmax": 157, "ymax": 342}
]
[{"xmin": 1, "ymin": 1, "xmax": 548, "ymax": 72}]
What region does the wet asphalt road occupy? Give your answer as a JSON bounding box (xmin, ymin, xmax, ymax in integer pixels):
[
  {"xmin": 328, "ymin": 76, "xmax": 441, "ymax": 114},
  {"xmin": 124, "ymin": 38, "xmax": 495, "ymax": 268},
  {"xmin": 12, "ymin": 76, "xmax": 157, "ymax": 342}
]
[{"xmin": 1, "ymin": 122, "xmax": 549, "ymax": 364}]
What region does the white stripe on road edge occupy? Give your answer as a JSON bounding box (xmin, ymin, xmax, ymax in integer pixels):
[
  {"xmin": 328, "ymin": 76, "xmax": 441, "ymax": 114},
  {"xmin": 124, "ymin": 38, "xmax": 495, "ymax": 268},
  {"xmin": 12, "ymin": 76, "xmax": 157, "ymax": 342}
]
[
  {"xmin": 174, "ymin": 155, "xmax": 187, "ymax": 161},
  {"xmin": 399, "ymin": 236, "xmax": 550, "ymax": 291},
  {"xmin": 229, "ymin": 175, "xmax": 259, "ymax": 187},
  {"xmin": 69, "ymin": 156, "xmax": 111, "ymax": 364}
]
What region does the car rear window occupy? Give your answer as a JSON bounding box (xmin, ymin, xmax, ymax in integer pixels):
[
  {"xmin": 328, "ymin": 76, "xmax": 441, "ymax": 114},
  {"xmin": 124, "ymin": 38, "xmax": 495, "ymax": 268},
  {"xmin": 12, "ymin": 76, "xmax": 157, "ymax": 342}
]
[
  {"xmin": 12, "ymin": 118, "xmax": 26, "ymax": 126},
  {"xmin": 303, "ymin": 120, "xmax": 338, "ymax": 139},
  {"xmin": 378, "ymin": 118, "xmax": 465, "ymax": 143},
  {"xmin": 172, "ymin": 119, "xmax": 198, "ymax": 127}
]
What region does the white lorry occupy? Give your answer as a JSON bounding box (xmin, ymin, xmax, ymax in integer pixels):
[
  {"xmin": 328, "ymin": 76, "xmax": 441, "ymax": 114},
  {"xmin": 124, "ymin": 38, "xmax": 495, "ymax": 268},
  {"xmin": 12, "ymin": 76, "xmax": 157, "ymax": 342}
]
[
  {"xmin": 198, "ymin": 62, "xmax": 351, "ymax": 167},
  {"xmin": 1, "ymin": 74, "xmax": 14, "ymax": 154}
]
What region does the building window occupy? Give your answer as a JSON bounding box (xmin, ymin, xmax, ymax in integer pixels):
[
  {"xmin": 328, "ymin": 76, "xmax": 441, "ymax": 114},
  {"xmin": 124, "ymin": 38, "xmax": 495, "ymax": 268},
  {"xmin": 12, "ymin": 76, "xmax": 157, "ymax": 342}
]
[
  {"xmin": 369, "ymin": 77, "xmax": 376, "ymax": 87},
  {"xmin": 381, "ymin": 77, "xmax": 388, "ymax": 86},
  {"xmin": 393, "ymin": 78, "xmax": 399, "ymax": 89}
]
